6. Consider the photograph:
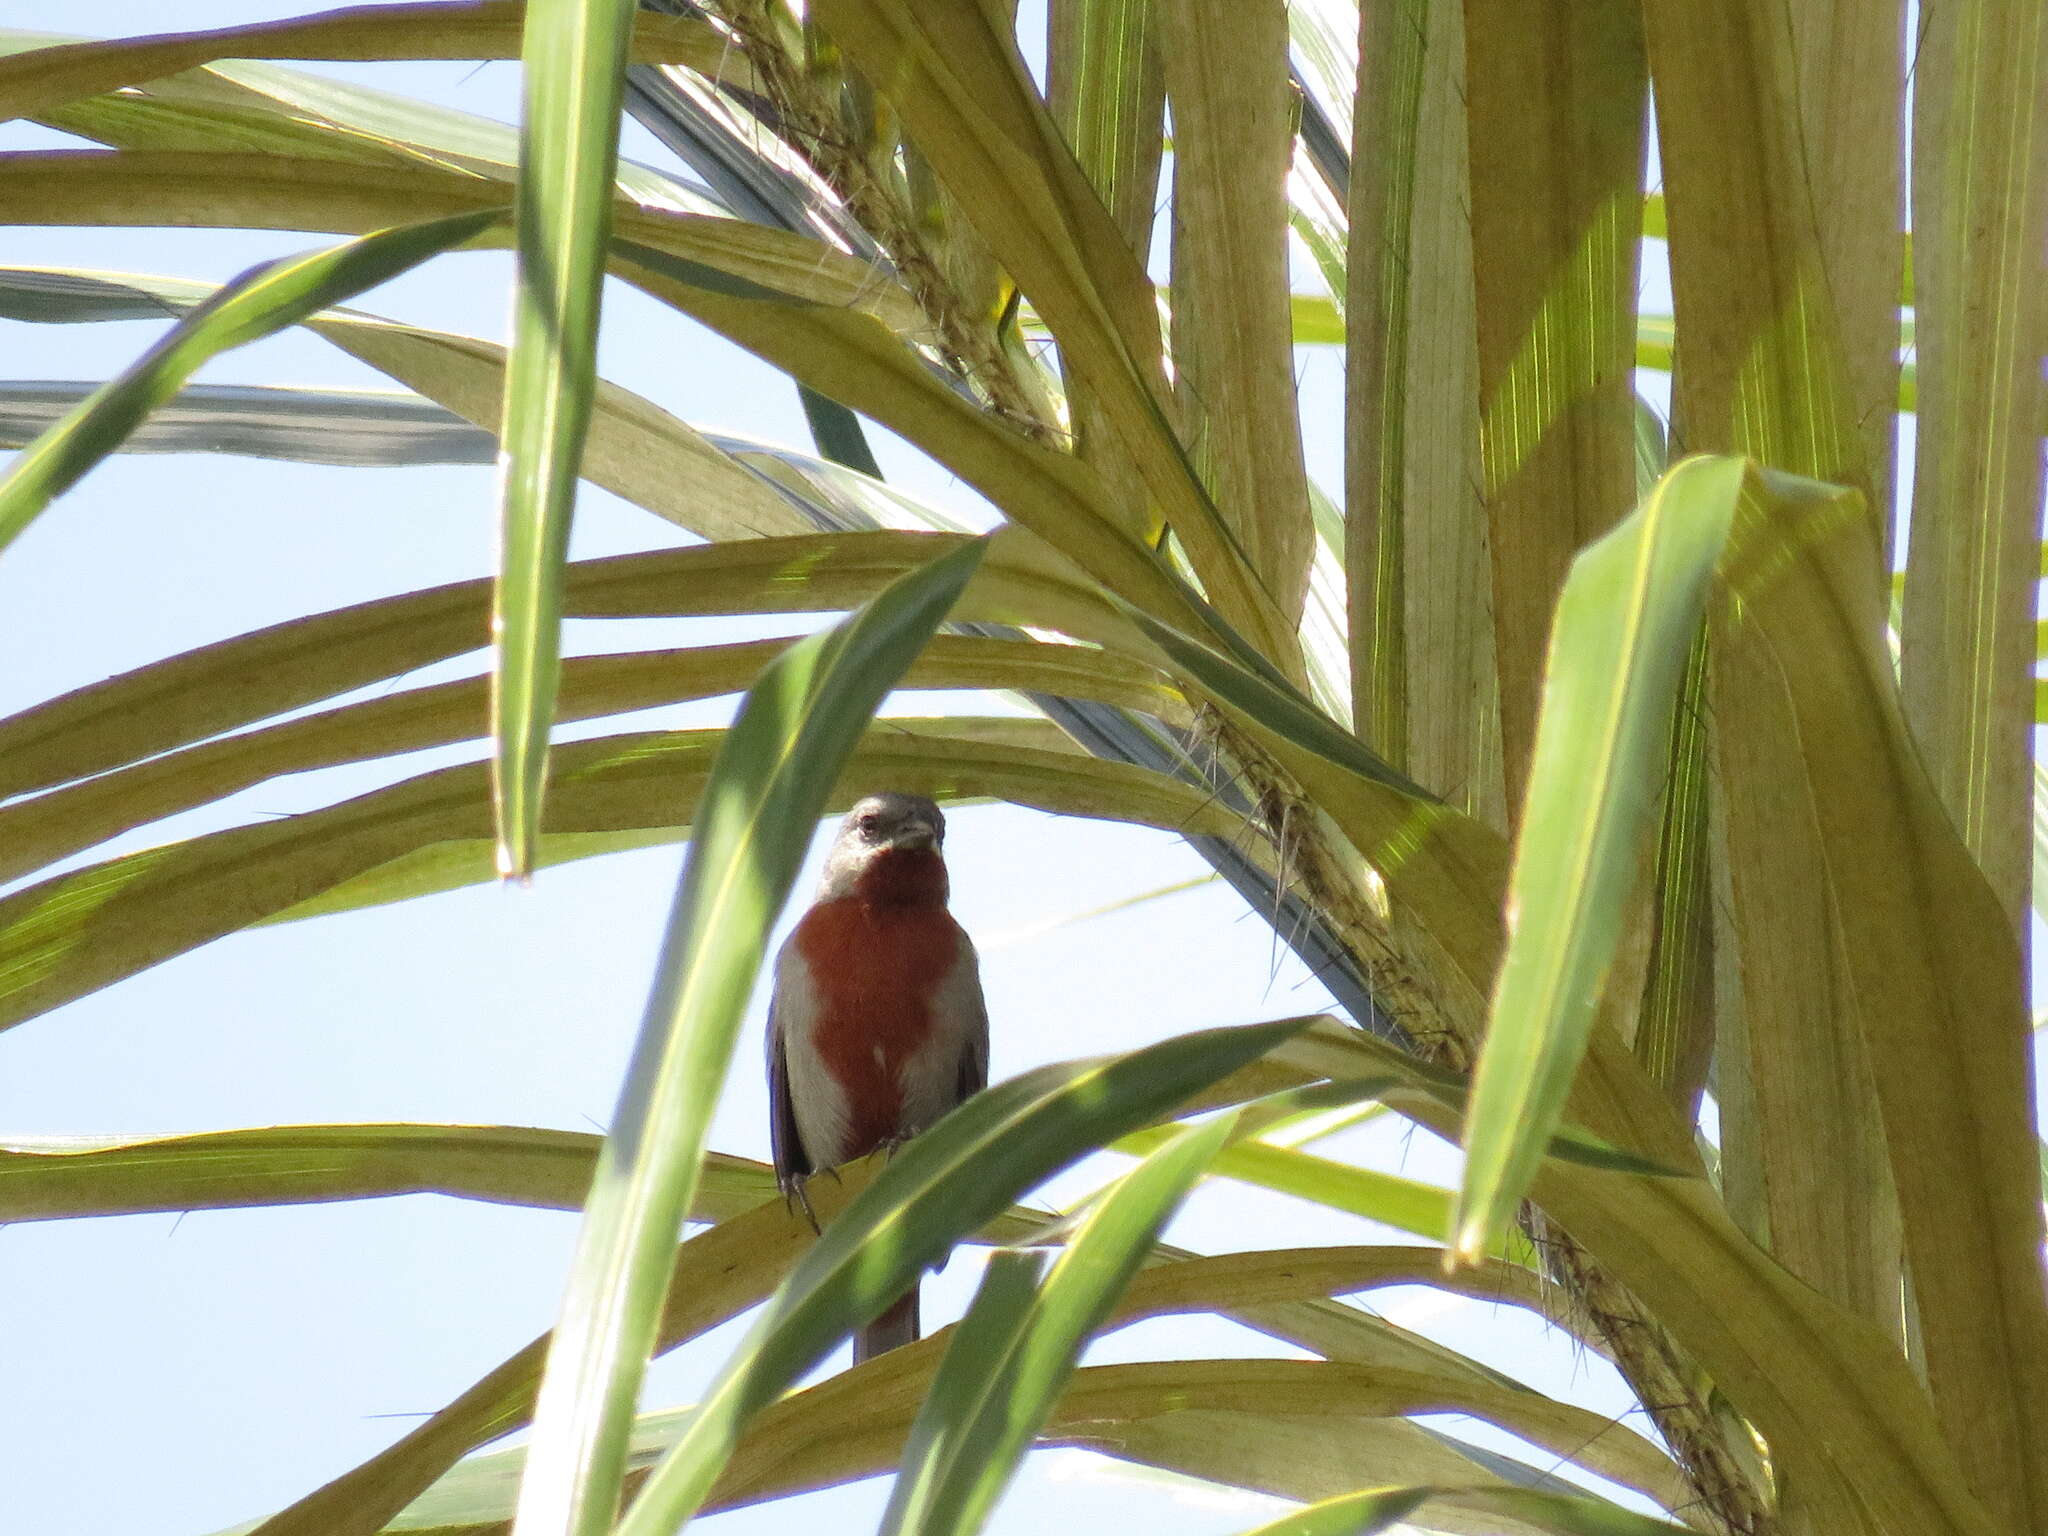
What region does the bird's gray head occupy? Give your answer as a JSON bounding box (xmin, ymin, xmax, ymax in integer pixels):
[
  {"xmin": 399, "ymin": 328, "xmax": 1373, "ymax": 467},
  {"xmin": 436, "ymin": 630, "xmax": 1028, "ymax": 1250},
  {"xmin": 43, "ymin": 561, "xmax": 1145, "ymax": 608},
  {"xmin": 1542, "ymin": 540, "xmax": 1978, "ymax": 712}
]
[{"xmin": 818, "ymin": 792, "xmax": 949, "ymax": 902}]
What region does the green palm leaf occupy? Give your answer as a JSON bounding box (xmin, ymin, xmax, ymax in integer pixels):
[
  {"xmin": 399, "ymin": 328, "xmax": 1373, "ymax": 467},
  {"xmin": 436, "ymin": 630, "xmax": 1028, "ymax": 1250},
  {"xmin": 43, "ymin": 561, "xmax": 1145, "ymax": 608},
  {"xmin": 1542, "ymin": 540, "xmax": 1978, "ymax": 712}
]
[
  {"xmin": 1451, "ymin": 455, "xmax": 1737, "ymax": 1261},
  {"xmin": 491, "ymin": 0, "xmax": 639, "ymax": 877},
  {"xmin": 881, "ymin": 1113, "xmax": 1236, "ymax": 1536}
]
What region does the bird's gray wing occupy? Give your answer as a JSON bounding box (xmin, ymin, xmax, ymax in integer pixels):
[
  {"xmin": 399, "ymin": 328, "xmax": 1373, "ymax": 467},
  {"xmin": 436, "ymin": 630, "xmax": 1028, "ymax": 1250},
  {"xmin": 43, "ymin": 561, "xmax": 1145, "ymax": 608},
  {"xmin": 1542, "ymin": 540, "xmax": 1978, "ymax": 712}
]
[
  {"xmin": 765, "ymin": 945, "xmax": 812, "ymax": 1192},
  {"xmin": 952, "ymin": 932, "xmax": 990, "ymax": 1104}
]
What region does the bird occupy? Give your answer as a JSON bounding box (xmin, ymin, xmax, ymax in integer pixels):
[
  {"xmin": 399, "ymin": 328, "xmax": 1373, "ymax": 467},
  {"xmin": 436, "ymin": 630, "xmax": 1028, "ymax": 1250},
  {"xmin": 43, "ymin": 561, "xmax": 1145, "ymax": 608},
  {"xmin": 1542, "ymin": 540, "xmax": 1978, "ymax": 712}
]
[{"xmin": 765, "ymin": 791, "xmax": 989, "ymax": 1364}]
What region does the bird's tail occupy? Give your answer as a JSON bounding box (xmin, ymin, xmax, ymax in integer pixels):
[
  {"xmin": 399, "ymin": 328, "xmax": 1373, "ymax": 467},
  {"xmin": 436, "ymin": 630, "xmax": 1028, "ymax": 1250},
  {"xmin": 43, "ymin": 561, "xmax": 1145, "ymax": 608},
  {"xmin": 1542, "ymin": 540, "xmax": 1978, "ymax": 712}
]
[{"xmin": 854, "ymin": 1283, "xmax": 920, "ymax": 1365}]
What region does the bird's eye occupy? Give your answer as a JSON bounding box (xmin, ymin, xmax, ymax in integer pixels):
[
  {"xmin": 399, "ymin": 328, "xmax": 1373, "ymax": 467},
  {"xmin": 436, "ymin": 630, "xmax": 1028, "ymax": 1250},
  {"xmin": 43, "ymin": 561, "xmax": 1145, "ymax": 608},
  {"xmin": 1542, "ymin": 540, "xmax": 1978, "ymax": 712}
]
[{"xmin": 858, "ymin": 814, "xmax": 882, "ymax": 836}]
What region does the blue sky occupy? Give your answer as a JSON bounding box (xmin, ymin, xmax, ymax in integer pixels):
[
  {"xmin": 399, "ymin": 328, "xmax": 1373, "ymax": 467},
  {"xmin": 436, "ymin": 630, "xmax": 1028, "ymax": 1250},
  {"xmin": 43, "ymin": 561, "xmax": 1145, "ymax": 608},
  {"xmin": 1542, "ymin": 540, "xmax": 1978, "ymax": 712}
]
[{"xmin": 0, "ymin": 6, "xmax": 1777, "ymax": 1535}]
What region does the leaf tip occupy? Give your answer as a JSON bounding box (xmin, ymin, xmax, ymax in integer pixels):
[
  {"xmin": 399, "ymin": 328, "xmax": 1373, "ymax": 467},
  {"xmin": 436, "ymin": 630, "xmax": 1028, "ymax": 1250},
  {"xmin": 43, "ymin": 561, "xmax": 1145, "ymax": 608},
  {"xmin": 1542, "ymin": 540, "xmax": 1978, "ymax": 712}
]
[
  {"xmin": 495, "ymin": 837, "xmax": 534, "ymax": 885},
  {"xmin": 1445, "ymin": 1211, "xmax": 1494, "ymax": 1272}
]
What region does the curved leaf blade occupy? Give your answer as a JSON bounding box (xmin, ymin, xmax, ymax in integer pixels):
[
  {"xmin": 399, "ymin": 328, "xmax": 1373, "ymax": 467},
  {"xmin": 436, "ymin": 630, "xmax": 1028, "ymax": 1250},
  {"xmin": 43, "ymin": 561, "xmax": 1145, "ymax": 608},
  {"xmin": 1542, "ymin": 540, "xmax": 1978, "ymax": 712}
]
[
  {"xmin": 804, "ymin": 0, "xmax": 1302, "ymax": 673},
  {"xmin": 0, "ymin": 207, "xmax": 496, "ymax": 553},
  {"xmin": 0, "ymin": 5, "xmax": 737, "ymax": 124},
  {"xmin": 0, "ymin": 526, "xmax": 1135, "ymax": 802},
  {"xmin": 0, "ymin": 1124, "xmax": 775, "ymax": 1227},
  {"xmin": 242, "ymin": 1365, "xmax": 1582, "ymax": 1536},
  {"xmin": 1236, "ymin": 1486, "xmax": 1429, "ymax": 1536},
  {"xmin": 0, "ymin": 267, "xmax": 810, "ymax": 539},
  {"xmin": 703, "ymin": 1353, "xmax": 1686, "ymax": 1522},
  {"xmin": 0, "ymin": 636, "xmax": 1181, "ymax": 888},
  {"xmin": 1293, "ymin": 1018, "xmax": 2005, "ymax": 1536},
  {"xmin": 1237, "ymin": 1484, "xmax": 1693, "ymax": 1536},
  {"xmin": 881, "ymin": 1112, "xmax": 1237, "ymax": 1536},
  {"xmin": 491, "ymin": 0, "xmax": 638, "ymax": 879},
  {"xmin": 0, "ymin": 380, "xmax": 497, "ymax": 466},
  {"xmin": 59, "ymin": 1133, "xmax": 1544, "ymax": 1535},
  {"xmin": 0, "ymin": 721, "xmax": 1236, "ymax": 1033},
  {"xmin": 1451, "ymin": 455, "xmax": 1741, "ymax": 1262},
  {"xmin": 610, "ymin": 1017, "xmax": 1307, "ymax": 1536},
  {"xmin": 0, "ymin": 150, "xmax": 923, "ymax": 327}
]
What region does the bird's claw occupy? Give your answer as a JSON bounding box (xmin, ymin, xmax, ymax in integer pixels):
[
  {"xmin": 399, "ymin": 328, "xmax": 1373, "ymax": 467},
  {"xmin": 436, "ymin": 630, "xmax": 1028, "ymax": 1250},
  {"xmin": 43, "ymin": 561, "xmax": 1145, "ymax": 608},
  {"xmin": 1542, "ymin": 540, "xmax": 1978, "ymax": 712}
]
[{"xmin": 781, "ymin": 1176, "xmax": 822, "ymax": 1235}]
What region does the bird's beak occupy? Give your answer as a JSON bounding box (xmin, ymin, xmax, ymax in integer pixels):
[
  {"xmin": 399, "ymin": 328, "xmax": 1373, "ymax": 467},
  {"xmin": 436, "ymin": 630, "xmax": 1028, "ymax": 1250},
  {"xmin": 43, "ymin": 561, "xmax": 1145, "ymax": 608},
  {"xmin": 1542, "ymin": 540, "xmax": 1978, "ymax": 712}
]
[{"xmin": 888, "ymin": 826, "xmax": 938, "ymax": 852}]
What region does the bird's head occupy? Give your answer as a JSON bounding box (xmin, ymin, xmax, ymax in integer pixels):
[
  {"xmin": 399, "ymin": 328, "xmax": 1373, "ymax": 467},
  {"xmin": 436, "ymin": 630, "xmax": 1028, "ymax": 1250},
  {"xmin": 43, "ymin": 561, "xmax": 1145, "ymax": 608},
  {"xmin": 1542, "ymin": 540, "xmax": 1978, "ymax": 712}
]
[{"xmin": 818, "ymin": 792, "xmax": 950, "ymax": 905}]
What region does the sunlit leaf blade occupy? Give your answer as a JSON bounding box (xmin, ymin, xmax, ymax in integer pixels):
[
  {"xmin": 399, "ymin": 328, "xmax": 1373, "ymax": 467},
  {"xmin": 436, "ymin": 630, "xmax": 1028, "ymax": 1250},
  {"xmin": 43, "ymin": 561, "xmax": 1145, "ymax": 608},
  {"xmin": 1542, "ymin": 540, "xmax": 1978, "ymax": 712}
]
[
  {"xmin": 0, "ymin": 267, "xmax": 808, "ymax": 540},
  {"xmin": 0, "ymin": 150, "xmax": 929, "ymax": 332},
  {"xmin": 1044, "ymin": 0, "xmax": 1168, "ymax": 631},
  {"xmin": 44, "ymin": 50, "xmax": 723, "ymax": 216},
  {"xmin": 881, "ymin": 1250, "xmax": 1048, "ymax": 1536},
  {"xmin": 0, "ymin": 148, "xmax": 1194, "ymax": 634},
  {"xmin": 244, "ymin": 1175, "xmax": 898, "ymax": 1536},
  {"xmin": 0, "ymin": 4, "xmax": 736, "ymax": 124},
  {"xmin": 1641, "ymin": 5, "xmax": 1869, "ymax": 488},
  {"xmin": 881, "ymin": 1113, "xmax": 1236, "ymax": 1536},
  {"xmin": 1233, "ymin": 1485, "xmax": 1428, "ymax": 1536},
  {"xmin": 36, "ymin": 75, "xmax": 456, "ymax": 172},
  {"xmin": 707, "ymin": 1350, "xmax": 1688, "ymax": 1521},
  {"xmin": 1341, "ymin": 0, "xmax": 1429, "ymax": 760},
  {"xmin": 1364, "ymin": 0, "xmax": 1501, "ymax": 819},
  {"xmin": 804, "ymin": 0, "xmax": 1301, "ymax": 673},
  {"xmin": 1706, "ymin": 462, "xmax": 2048, "ymax": 1518},
  {"xmin": 1783, "ymin": 0, "xmax": 1906, "ymax": 546},
  {"xmin": 1461, "ymin": 0, "xmax": 1644, "ymax": 802},
  {"xmin": 1718, "ymin": 463, "xmax": 1905, "ymax": 1335},
  {"xmin": 1452, "ymin": 456, "xmax": 1738, "ymax": 1263},
  {"xmin": 236, "ymin": 1363, "xmax": 1602, "ymax": 1536},
  {"xmin": 0, "ymin": 720, "xmax": 1241, "ymax": 1031},
  {"xmin": 1161, "ymin": 0, "xmax": 1315, "ymax": 624},
  {"xmin": 0, "ymin": 208, "xmax": 495, "ymax": 553},
  {"xmin": 1628, "ymin": 629, "xmax": 1715, "ymax": 1122},
  {"xmin": 491, "ymin": 0, "xmax": 638, "ymax": 879},
  {"xmin": 1296, "ymin": 1022, "xmax": 2002, "ymax": 1536},
  {"xmin": 139, "ymin": 1141, "xmax": 1543, "ymax": 1534},
  {"xmin": 0, "ymin": 525, "xmax": 1136, "ymax": 802},
  {"xmin": 1046, "ymin": 0, "xmax": 1166, "ymax": 256},
  {"xmin": 1898, "ymin": 0, "xmax": 2048, "ymax": 931},
  {"xmin": 0, "ymin": 380, "xmax": 497, "ymax": 466},
  {"xmin": 1110, "ymin": 1131, "xmax": 1453, "ymax": 1246},
  {"xmin": 1108, "ymin": 620, "xmax": 1695, "ymax": 1209},
  {"xmin": 609, "ymin": 1017, "xmax": 1306, "ymax": 1536},
  {"xmin": 508, "ymin": 537, "xmax": 986, "ymax": 1536},
  {"xmin": 605, "ymin": 235, "xmax": 1215, "ymax": 644},
  {"xmin": 0, "ymin": 637, "xmax": 1181, "ymax": 888},
  {"xmin": 1235, "ymin": 1484, "xmax": 1693, "ymax": 1536},
  {"xmin": 0, "ymin": 1125, "xmax": 777, "ymax": 1228}
]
